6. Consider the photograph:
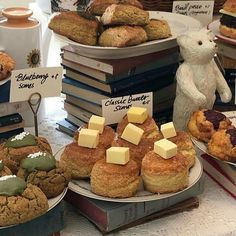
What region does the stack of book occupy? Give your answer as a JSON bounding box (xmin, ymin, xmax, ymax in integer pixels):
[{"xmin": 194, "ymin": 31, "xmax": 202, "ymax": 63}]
[
  {"xmin": 58, "ymin": 45, "xmax": 180, "ymax": 134},
  {"xmin": 0, "ymin": 113, "xmax": 24, "ymax": 142}
]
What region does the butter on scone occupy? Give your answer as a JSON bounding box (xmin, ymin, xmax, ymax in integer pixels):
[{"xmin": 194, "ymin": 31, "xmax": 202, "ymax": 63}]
[
  {"xmin": 154, "ymin": 139, "xmax": 177, "ymax": 159},
  {"xmin": 106, "ymin": 147, "xmax": 130, "ymax": 165},
  {"xmin": 88, "ymin": 115, "xmax": 105, "ymax": 134},
  {"xmin": 160, "ymin": 122, "xmax": 177, "ymax": 139},
  {"xmin": 78, "ymin": 128, "xmax": 99, "ymax": 148},
  {"xmin": 127, "ymin": 107, "xmax": 148, "ymax": 124},
  {"xmin": 121, "ymin": 123, "xmax": 144, "ymax": 145}
]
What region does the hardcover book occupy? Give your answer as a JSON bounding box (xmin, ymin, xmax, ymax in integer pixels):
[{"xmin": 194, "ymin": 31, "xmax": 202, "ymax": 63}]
[
  {"xmin": 56, "ymin": 119, "xmax": 78, "ymax": 137},
  {"xmin": 66, "ymin": 113, "xmax": 86, "ymax": 128},
  {"xmin": 0, "ymin": 113, "xmax": 23, "ymax": 127}
]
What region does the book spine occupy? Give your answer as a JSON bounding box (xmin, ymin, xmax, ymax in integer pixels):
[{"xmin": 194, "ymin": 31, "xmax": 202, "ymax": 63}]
[
  {"xmin": 0, "ymin": 113, "xmax": 23, "ymax": 127},
  {"xmin": 0, "ymin": 128, "xmax": 24, "ymax": 140}
]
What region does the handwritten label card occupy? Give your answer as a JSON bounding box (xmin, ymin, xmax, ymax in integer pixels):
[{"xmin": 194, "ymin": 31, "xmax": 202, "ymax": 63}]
[
  {"xmin": 172, "ymin": 1, "xmax": 214, "ymax": 26},
  {"xmin": 10, "ymin": 67, "xmax": 63, "ymax": 103},
  {"xmin": 102, "ymin": 92, "xmax": 153, "ymax": 125}
]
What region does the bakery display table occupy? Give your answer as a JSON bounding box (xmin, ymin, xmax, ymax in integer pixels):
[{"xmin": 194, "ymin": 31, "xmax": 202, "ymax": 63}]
[{"xmin": 24, "ymin": 97, "xmax": 236, "ymax": 236}]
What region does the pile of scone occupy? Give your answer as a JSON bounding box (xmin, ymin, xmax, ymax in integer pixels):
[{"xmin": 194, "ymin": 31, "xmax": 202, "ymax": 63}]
[
  {"xmin": 0, "ymin": 132, "xmax": 71, "ymax": 226},
  {"xmin": 48, "ymin": 0, "xmax": 171, "ymax": 47},
  {"xmin": 60, "ymin": 106, "xmax": 196, "ymax": 199},
  {"xmin": 188, "ymin": 109, "xmax": 236, "ymax": 162}
]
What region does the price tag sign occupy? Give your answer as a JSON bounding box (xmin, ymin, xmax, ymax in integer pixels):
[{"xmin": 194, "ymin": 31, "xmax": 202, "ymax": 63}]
[
  {"xmin": 102, "ymin": 92, "xmax": 153, "ymax": 125},
  {"xmin": 10, "ymin": 67, "xmax": 63, "ymax": 103},
  {"xmin": 172, "ymin": 1, "xmax": 214, "ymax": 26}
]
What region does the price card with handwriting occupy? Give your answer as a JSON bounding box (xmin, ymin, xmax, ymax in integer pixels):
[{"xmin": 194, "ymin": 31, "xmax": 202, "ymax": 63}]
[
  {"xmin": 172, "ymin": 1, "xmax": 214, "ymax": 26},
  {"xmin": 102, "ymin": 92, "xmax": 153, "ymax": 125},
  {"xmin": 9, "ymin": 67, "xmax": 63, "ymax": 103}
]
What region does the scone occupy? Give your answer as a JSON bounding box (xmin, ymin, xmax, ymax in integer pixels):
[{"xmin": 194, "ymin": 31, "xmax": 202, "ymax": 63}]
[
  {"xmin": 208, "ymin": 127, "xmax": 236, "ymax": 162},
  {"xmin": 0, "ymin": 52, "xmax": 15, "ymax": 81},
  {"xmin": 89, "ymin": 0, "xmax": 143, "ymax": 16},
  {"xmin": 188, "ymin": 109, "xmax": 232, "ymax": 142},
  {"xmin": 0, "ymin": 160, "xmax": 12, "ymax": 176},
  {"xmin": 101, "ymin": 4, "xmax": 149, "ymax": 26},
  {"xmin": 99, "ymin": 25, "xmax": 147, "ymax": 47},
  {"xmin": 60, "ymin": 142, "xmax": 106, "ymax": 179},
  {"xmin": 74, "ymin": 125, "xmax": 115, "ymax": 148},
  {"xmin": 143, "ymin": 19, "xmax": 172, "ymax": 40},
  {"xmin": 90, "ymin": 158, "xmax": 140, "ymax": 198},
  {"xmin": 141, "ymin": 151, "xmax": 189, "ymax": 193},
  {"xmin": 48, "ymin": 11, "xmax": 99, "ymax": 46},
  {"xmin": 0, "ymin": 176, "xmax": 48, "ymax": 226},
  {"xmin": 0, "ymin": 132, "xmax": 52, "ymax": 174},
  {"xmin": 17, "ymin": 152, "xmax": 71, "ymax": 198},
  {"xmin": 168, "ymin": 131, "xmax": 196, "ymax": 169}
]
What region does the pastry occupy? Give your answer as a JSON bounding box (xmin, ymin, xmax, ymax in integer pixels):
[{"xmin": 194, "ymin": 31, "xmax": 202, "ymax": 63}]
[
  {"xmin": 141, "ymin": 150, "xmax": 189, "ymax": 193},
  {"xmin": 101, "ymin": 4, "xmax": 149, "ymax": 26},
  {"xmin": 188, "ymin": 109, "xmax": 232, "ymax": 142},
  {"xmin": 60, "ymin": 142, "xmax": 106, "ymax": 179},
  {"xmin": 168, "ymin": 131, "xmax": 196, "ymax": 169},
  {"xmin": 0, "ymin": 175, "xmax": 48, "ymax": 226},
  {"xmin": 143, "ymin": 19, "xmax": 172, "ymax": 40},
  {"xmin": 0, "ymin": 52, "xmax": 15, "ymax": 81},
  {"xmin": 208, "ymin": 127, "xmax": 236, "ymax": 162},
  {"xmin": 90, "ymin": 158, "xmax": 140, "ymax": 198},
  {"xmin": 89, "ymin": 0, "xmax": 143, "ymax": 16},
  {"xmin": 48, "ymin": 11, "xmax": 99, "ymax": 46},
  {"xmin": 0, "ymin": 160, "xmax": 12, "ymax": 176},
  {"xmin": 99, "ymin": 25, "xmax": 147, "ymax": 47},
  {"xmin": 17, "ymin": 152, "xmax": 71, "ymax": 198},
  {"xmin": 219, "ymin": 0, "xmax": 236, "ymax": 39},
  {"xmin": 0, "ymin": 132, "xmax": 52, "ymax": 174}
]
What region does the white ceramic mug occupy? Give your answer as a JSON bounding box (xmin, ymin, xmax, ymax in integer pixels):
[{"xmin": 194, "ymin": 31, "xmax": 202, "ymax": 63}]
[{"xmin": 0, "ymin": 7, "xmax": 42, "ymax": 69}]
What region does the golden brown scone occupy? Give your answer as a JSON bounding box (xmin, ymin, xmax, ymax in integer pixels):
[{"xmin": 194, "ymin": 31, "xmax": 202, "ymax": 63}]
[
  {"xmin": 89, "ymin": 0, "xmax": 143, "ymax": 16},
  {"xmin": 17, "ymin": 165, "xmax": 71, "ymax": 198},
  {"xmin": 48, "ymin": 11, "xmax": 98, "ymax": 46},
  {"xmin": 143, "ymin": 19, "xmax": 172, "ymax": 40},
  {"xmin": 99, "ymin": 25, "xmax": 147, "ymax": 47},
  {"xmin": 117, "ymin": 115, "xmax": 163, "ymax": 140},
  {"xmin": 90, "ymin": 158, "xmax": 140, "ymax": 198},
  {"xmin": 73, "ymin": 125, "xmax": 115, "ymax": 148},
  {"xmin": 168, "ymin": 131, "xmax": 196, "ymax": 169},
  {"xmin": 0, "ymin": 52, "xmax": 15, "ymax": 81},
  {"xmin": 208, "ymin": 128, "xmax": 236, "ymax": 162},
  {"xmin": 0, "ymin": 136, "xmax": 52, "ymax": 174},
  {"xmin": 141, "ymin": 151, "xmax": 189, "ymax": 193},
  {"xmin": 0, "ymin": 166, "xmax": 12, "ymax": 176},
  {"xmin": 0, "ymin": 184, "xmax": 48, "ymax": 226},
  {"xmin": 219, "ymin": 24, "xmax": 236, "ymax": 40},
  {"xmin": 60, "ymin": 142, "xmax": 105, "ymax": 179},
  {"xmin": 188, "ymin": 109, "xmax": 232, "ymax": 142},
  {"xmin": 101, "ymin": 4, "xmax": 149, "ymax": 26}
]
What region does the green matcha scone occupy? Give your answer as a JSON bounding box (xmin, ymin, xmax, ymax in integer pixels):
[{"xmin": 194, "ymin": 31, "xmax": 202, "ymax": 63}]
[
  {"xmin": 0, "ymin": 175, "xmax": 48, "ymax": 226},
  {"xmin": 17, "ymin": 151, "xmax": 71, "ymax": 198}
]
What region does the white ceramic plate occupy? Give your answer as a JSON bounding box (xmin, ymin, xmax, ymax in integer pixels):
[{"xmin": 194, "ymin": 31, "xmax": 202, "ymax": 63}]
[
  {"xmin": 55, "ymin": 148, "xmax": 202, "ymax": 203},
  {"xmin": 208, "ymin": 20, "xmax": 236, "ymax": 46},
  {"xmin": 53, "ymin": 11, "xmax": 202, "ymax": 59},
  {"xmin": 0, "ymin": 187, "xmax": 67, "ymax": 229},
  {"xmin": 191, "ymin": 111, "xmax": 236, "ymax": 167}
]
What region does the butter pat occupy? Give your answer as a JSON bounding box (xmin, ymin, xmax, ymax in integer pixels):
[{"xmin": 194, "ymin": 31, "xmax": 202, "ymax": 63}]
[
  {"xmin": 106, "ymin": 147, "xmax": 130, "ymax": 165},
  {"xmin": 78, "ymin": 128, "xmax": 99, "ymax": 148},
  {"xmin": 160, "ymin": 122, "xmax": 177, "ymax": 139},
  {"xmin": 88, "ymin": 115, "xmax": 105, "ymax": 134},
  {"xmin": 154, "ymin": 138, "xmax": 177, "ymax": 159},
  {"xmin": 127, "ymin": 107, "xmax": 148, "ymax": 124},
  {"xmin": 121, "ymin": 123, "xmax": 144, "ymax": 145}
]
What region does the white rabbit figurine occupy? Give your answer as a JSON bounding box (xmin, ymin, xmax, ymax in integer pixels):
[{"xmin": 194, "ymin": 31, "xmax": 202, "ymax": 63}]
[{"xmin": 173, "ymin": 29, "xmax": 232, "ymax": 131}]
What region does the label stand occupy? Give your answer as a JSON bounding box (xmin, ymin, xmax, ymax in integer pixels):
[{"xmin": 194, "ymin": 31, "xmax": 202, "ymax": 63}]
[{"xmin": 28, "ymin": 92, "xmax": 42, "ymax": 136}]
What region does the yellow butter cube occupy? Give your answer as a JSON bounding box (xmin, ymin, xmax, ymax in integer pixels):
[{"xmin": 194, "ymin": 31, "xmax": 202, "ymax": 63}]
[
  {"xmin": 127, "ymin": 107, "xmax": 148, "ymax": 124},
  {"xmin": 121, "ymin": 123, "xmax": 144, "ymax": 145},
  {"xmin": 160, "ymin": 122, "xmax": 177, "ymax": 139},
  {"xmin": 154, "ymin": 138, "xmax": 177, "ymax": 159},
  {"xmin": 78, "ymin": 128, "xmax": 99, "ymax": 148},
  {"xmin": 88, "ymin": 115, "xmax": 105, "ymax": 134},
  {"xmin": 106, "ymin": 147, "xmax": 130, "ymax": 165}
]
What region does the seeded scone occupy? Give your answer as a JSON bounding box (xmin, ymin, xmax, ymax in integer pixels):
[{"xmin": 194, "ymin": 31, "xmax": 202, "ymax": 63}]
[
  {"xmin": 17, "ymin": 152, "xmax": 71, "ymax": 198},
  {"xmin": 48, "ymin": 11, "xmax": 99, "ymax": 46},
  {"xmin": 0, "ymin": 175, "xmax": 48, "ymax": 226},
  {"xmin": 0, "ymin": 132, "xmax": 52, "ymax": 174}
]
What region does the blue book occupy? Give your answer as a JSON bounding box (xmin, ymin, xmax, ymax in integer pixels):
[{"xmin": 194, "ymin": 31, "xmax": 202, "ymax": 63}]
[{"xmin": 0, "ymin": 80, "xmax": 10, "ymax": 103}]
